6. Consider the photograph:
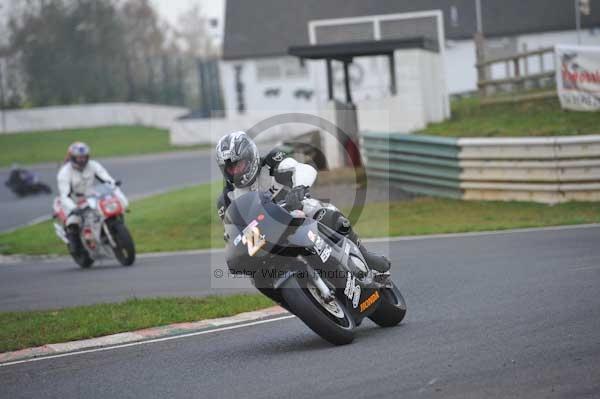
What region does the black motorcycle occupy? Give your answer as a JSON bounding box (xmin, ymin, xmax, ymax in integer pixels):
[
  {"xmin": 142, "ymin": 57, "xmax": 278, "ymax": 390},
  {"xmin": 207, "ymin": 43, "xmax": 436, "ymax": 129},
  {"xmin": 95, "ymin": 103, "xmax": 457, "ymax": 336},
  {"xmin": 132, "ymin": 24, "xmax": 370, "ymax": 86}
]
[
  {"xmin": 5, "ymin": 167, "xmax": 52, "ymax": 197},
  {"xmin": 223, "ymin": 191, "xmax": 406, "ymax": 345}
]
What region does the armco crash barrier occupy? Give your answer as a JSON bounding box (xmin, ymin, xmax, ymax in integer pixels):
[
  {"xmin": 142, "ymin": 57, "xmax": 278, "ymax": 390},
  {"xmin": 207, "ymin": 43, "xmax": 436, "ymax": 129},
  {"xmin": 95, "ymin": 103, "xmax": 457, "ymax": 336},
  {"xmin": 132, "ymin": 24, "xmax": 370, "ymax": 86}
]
[{"xmin": 362, "ymin": 132, "xmax": 600, "ymax": 204}]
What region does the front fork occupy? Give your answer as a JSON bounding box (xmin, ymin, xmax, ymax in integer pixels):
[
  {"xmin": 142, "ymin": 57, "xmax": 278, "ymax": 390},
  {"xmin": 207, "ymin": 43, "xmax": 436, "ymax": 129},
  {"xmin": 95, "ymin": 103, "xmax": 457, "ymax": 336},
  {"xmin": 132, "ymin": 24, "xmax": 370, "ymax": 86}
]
[
  {"xmin": 300, "ymin": 259, "xmax": 336, "ymax": 303},
  {"xmin": 102, "ymin": 219, "xmax": 118, "ymax": 248},
  {"xmin": 102, "ymin": 223, "xmax": 117, "ymax": 248},
  {"xmin": 310, "ymin": 269, "xmax": 336, "ymax": 302}
]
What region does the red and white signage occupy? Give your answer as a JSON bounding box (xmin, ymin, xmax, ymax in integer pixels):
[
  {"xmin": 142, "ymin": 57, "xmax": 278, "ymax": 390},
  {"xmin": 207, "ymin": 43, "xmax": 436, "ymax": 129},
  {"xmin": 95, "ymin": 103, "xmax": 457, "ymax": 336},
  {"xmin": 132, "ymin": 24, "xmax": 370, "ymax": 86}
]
[{"xmin": 556, "ymin": 45, "xmax": 600, "ymax": 111}]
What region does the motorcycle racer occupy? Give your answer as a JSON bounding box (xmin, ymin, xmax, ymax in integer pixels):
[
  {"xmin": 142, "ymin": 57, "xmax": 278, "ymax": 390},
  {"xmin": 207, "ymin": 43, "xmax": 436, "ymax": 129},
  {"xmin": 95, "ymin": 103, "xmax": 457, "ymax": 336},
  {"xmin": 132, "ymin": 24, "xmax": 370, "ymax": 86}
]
[
  {"xmin": 56, "ymin": 142, "xmax": 128, "ymax": 255},
  {"xmin": 215, "ymin": 131, "xmax": 390, "ymax": 275}
]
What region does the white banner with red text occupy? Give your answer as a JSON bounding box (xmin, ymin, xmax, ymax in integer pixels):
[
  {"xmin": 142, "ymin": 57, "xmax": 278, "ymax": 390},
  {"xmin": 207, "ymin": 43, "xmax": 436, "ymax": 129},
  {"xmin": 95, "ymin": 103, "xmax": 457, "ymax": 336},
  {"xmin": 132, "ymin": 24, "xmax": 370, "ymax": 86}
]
[{"xmin": 556, "ymin": 45, "xmax": 600, "ymax": 111}]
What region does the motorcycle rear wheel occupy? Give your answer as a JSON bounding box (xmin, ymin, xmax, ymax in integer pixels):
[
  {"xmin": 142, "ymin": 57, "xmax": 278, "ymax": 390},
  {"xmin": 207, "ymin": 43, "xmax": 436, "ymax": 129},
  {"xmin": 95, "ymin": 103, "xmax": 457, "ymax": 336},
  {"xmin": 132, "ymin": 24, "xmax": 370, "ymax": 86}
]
[
  {"xmin": 368, "ymin": 283, "xmax": 407, "ymax": 327},
  {"xmin": 111, "ymin": 222, "xmax": 136, "ymax": 266},
  {"xmin": 281, "ymin": 276, "xmax": 355, "ymax": 345}
]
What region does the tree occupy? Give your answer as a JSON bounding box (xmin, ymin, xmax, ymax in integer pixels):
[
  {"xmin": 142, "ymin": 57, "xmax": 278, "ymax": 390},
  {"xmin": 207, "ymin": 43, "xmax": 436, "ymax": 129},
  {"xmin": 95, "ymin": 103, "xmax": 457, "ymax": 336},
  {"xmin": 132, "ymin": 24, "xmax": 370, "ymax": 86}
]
[
  {"xmin": 9, "ymin": 0, "xmax": 129, "ymax": 106},
  {"xmin": 173, "ymin": 3, "xmax": 218, "ymax": 58},
  {"xmin": 5, "ymin": 0, "xmax": 214, "ymax": 108},
  {"xmin": 119, "ymin": 0, "xmax": 165, "ymax": 102}
]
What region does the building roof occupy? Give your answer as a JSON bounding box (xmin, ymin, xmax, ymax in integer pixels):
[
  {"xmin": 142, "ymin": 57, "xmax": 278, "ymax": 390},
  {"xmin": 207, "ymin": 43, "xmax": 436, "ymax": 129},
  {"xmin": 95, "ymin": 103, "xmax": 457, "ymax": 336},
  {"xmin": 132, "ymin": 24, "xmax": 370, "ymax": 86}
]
[
  {"xmin": 289, "ymin": 37, "xmax": 439, "ymax": 62},
  {"xmin": 223, "ymin": 0, "xmax": 600, "ymax": 60}
]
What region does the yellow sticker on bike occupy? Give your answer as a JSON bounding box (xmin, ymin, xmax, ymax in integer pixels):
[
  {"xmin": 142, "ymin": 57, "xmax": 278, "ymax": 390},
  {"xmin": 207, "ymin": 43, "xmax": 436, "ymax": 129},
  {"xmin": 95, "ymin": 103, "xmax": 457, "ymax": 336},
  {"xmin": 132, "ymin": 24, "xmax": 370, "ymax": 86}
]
[{"xmin": 242, "ymin": 221, "xmax": 266, "ymax": 256}]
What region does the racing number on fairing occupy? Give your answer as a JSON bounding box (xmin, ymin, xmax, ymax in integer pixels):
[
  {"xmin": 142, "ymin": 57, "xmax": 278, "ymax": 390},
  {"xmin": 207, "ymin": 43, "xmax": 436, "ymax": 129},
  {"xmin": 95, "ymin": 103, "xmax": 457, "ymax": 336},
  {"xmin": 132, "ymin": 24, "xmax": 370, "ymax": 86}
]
[{"xmin": 242, "ymin": 226, "xmax": 266, "ymax": 256}]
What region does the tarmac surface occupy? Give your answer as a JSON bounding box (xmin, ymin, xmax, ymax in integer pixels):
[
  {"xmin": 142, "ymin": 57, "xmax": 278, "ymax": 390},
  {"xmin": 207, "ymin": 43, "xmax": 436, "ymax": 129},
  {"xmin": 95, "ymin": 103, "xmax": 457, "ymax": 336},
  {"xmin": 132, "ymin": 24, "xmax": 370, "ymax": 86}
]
[
  {"xmin": 1, "ymin": 225, "xmax": 599, "ymax": 398},
  {"xmin": 0, "ymin": 150, "xmax": 217, "ymax": 232}
]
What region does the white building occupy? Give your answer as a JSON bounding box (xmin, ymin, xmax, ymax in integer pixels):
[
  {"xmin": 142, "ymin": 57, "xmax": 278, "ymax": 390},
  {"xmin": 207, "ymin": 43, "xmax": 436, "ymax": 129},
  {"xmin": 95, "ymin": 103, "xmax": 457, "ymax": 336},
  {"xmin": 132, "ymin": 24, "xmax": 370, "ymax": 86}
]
[
  {"xmin": 171, "ymin": 0, "xmax": 600, "ymax": 161},
  {"xmin": 219, "ymin": 0, "xmax": 599, "ymax": 111}
]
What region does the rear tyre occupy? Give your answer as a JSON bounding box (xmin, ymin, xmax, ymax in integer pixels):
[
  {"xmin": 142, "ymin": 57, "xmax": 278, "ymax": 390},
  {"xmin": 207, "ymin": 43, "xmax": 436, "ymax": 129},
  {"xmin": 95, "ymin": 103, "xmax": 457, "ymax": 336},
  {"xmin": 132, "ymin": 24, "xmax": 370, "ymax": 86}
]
[
  {"xmin": 281, "ymin": 276, "xmax": 355, "ymax": 345},
  {"xmin": 111, "ymin": 222, "xmax": 136, "ymax": 266},
  {"xmin": 368, "ymin": 283, "xmax": 406, "ymax": 327}
]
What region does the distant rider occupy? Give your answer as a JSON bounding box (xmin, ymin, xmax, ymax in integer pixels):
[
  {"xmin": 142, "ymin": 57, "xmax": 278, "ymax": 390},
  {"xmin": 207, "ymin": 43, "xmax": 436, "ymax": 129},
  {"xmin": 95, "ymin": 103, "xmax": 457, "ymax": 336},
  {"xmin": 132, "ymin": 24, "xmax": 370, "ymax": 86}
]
[
  {"xmin": 215, "ymin": 131, "xmax": 390, "ymax": 275},
  {"xmin": 56, "ymin": 142, "xmax": 127, "ymax": 254}
]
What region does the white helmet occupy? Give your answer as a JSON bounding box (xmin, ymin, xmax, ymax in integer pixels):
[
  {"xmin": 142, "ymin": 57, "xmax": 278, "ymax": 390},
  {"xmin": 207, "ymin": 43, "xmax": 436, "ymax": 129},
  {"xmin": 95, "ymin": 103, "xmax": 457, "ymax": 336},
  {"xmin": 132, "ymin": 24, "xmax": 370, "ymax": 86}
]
[{"xmin": 68, "ymin": 142, "xmax": 90, "ymax": 170}]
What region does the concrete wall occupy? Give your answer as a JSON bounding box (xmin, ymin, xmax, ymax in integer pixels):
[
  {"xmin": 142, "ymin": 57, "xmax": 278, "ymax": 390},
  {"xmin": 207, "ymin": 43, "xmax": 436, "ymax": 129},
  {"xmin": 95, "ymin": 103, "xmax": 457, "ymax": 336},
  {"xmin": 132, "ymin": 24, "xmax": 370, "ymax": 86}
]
[
  {"xmin": 0, "ymin": 103, "xmax": 188, "ymax": 134},
  {"xmin": 170, "ymin": 112, "xmax": 321, "ymax": 146},
  {"xmin": 357, "ymin": 49, "xmax": 448, "ymax": 134}
]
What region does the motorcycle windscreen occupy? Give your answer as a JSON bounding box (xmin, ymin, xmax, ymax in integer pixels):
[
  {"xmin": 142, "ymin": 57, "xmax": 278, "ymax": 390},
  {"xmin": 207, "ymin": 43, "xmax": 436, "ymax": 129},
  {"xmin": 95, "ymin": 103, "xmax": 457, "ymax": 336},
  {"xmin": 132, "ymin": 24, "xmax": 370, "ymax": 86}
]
[{"xmin": 224, "ymin": 191, "xmax": 293, "ymax": 259}]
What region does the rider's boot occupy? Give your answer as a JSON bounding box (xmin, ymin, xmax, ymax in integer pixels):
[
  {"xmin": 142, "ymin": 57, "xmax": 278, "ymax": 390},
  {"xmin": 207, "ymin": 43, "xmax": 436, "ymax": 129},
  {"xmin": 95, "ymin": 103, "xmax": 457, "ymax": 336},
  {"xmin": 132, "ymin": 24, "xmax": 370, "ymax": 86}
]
[{"xmin": 335, "ymin": 216, "xmax": 391, "ymax": 279}]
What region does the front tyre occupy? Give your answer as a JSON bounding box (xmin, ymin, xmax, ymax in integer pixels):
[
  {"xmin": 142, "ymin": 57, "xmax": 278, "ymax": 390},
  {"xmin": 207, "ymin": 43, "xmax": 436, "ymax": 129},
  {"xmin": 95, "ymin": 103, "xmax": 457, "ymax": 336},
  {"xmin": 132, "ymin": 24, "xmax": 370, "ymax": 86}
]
[
  {"xmin": 70, "ymin": 247, "xmax": 94, "ymax": 268},
  {"xmin": 111, "ymin": 222, "xmax": 136, "ymax": 266},
  {"xmin": 281, "ymin": 276, "xmax": 355, "ymax": 345},
  {"xmin": 368, "ymin": 283, "xmax": 406, "ymax": 327}
]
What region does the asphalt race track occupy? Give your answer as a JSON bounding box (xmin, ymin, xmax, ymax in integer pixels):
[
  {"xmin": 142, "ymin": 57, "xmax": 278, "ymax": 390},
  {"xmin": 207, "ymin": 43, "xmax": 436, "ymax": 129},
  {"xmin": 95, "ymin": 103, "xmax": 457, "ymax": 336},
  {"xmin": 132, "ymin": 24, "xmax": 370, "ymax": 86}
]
[
  {"xmin": 0, "ymin": 249, "xmax": 251, "ymax": 311},
  {"xmin": 1, "ymin": 225, "xmax": 600, "ymax": 398},
  {"xmin": 0, "ymin": 150, "xmax": 218, "ymax": 232}
]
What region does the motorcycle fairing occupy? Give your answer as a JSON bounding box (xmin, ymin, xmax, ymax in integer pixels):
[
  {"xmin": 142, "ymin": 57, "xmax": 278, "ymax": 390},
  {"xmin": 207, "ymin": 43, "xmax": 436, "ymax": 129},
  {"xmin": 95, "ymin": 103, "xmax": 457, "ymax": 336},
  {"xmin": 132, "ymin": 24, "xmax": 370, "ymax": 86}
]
[{"xmin": 223, "ymin": 191, "xmax": 382, "ymax": 321}]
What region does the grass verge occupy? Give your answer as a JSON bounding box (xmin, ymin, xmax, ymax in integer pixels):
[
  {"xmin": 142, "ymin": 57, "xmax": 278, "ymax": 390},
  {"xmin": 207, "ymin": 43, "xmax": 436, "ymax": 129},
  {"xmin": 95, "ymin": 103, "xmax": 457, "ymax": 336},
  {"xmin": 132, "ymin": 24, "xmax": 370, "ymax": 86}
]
[
  {"xmin": 418, "ymin": 97, "xmax": 600, "ymax": 137},
  {"xmin": 0, "ymin": 126, "xmax": 208, "ymax": 167},
  {"xmin": 0, "ymin": 295, "xmax": 274, "ymax": 353},
  {"xmin": 0, "ymin": 182, "xmax": 224, "ymax": 255},
  {"xmin": 1, "ymin": 181, "xmax": 599, "ymax": 256},
  {"xmin": 350, "ymin": 198, "xmax": 600, "ymax": 238}
]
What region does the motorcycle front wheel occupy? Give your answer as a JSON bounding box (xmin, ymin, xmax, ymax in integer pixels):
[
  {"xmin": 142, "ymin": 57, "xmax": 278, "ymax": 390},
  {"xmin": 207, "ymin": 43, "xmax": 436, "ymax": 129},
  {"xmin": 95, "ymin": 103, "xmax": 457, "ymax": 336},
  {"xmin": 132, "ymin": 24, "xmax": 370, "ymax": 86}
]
[
  {"xmin": 70, "ymin": 247, "xmax": 94, "ymax": 268},
  {"xmin": 110, "ymin": 222, "xmax": 136, "ymax": 266},
  {"xmin": 281, "ymin": 276, "xmax": 355, "ymax": 345}
]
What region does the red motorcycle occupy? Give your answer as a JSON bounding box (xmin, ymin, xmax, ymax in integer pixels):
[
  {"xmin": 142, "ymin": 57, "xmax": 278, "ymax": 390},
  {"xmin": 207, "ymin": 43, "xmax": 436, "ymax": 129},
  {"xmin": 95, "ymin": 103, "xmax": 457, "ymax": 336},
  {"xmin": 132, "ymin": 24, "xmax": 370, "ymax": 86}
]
[{"xmin": 53, "ymin": 182, "xmax": 135, "ymax": 268}]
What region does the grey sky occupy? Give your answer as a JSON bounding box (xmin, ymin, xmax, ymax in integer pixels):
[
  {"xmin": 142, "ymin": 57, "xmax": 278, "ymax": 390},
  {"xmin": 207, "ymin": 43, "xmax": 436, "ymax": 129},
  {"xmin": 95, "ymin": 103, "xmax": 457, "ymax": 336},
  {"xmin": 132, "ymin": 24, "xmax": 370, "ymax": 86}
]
[{"xmin": 150, "ymin": 0, "xmax": 225, "ymax": 25}]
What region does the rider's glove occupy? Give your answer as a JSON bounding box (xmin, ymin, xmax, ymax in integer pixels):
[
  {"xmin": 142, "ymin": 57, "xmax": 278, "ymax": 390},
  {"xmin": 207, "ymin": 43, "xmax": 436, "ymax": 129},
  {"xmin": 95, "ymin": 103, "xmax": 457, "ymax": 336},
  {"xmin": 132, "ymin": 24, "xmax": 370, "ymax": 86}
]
[{"xmin": 284, "ymin": 186, "xmax": 308, "ymax": 211}]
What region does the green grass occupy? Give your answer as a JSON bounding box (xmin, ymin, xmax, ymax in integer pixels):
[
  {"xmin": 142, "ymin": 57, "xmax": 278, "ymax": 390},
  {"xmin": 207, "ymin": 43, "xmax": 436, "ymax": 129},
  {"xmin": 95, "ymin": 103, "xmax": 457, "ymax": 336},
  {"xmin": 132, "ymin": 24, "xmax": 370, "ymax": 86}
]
[
  {"xmin": 351, "ymin": 198, "xmax": 600, "ymax": 238},
  {"xmin": 0, "ymin": 295, "xmax": 274, "ymax": 353},
  {"xmin": 0, "ymin": 181, "xmax": 224, "ymax": 255},
  {"xmin": 418, "ymin": 97, "xmax": 600, "ymax": 137},
  {"xmin": 1, "ymin": 181, "xmax": 599, "ymax": 256},
  {"xmin": 0, "ymin": 126, "xmax": 208, "ymax": 167}
]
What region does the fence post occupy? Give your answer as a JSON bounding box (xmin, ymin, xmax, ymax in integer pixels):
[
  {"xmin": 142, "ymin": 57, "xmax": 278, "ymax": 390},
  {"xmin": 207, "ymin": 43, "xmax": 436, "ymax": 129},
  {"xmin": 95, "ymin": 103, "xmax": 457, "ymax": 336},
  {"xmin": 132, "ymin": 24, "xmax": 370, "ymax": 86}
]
[
  {"xmin": 522, "ymin": 43, "xmax": 529, "ymax": 76},
  {"xmin": 474, "ymin": 32, "xmax": 486, "ymax": 96}
]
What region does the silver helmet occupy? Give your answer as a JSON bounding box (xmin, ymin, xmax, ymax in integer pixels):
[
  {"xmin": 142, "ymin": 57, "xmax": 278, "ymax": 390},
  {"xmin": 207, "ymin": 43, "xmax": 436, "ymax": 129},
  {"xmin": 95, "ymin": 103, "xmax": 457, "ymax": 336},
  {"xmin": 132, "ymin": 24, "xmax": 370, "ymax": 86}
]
[
  {"xmin": 216, "ymin": 131, "xmax": 260, "ymax": 188},
  {"xmin": 68, "ymin": 141, "xmax": 90, "ymax": 170}
]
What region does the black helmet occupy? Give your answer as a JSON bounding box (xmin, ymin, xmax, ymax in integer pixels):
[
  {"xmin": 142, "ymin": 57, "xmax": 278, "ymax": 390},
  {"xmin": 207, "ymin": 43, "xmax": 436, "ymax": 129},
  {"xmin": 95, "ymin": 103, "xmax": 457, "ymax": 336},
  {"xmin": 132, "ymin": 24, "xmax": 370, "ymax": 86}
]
[{"xmin": 216, "ymin": 131, "xmax": 260, "ymax": 188}]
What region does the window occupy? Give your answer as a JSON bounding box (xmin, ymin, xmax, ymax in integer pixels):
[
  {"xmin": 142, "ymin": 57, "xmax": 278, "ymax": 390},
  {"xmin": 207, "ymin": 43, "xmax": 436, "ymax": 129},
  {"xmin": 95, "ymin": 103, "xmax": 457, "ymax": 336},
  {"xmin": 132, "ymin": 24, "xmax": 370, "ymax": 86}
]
[
  {"xmin": 450, "ymin": 6, "xmax": 459, "ymax": 28},
  {"xmin": 256, "ymin": 57, "xmax": 307, "ymax": 81},
  {"xmin": 256, "ymin": 60, "xmax": 282, "ymax": 81}
]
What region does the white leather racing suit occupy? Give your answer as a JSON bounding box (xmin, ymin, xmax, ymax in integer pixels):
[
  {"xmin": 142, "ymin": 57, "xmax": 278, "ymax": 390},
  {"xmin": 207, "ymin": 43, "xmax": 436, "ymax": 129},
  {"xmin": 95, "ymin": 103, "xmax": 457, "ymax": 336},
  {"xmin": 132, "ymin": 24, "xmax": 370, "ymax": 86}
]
[{"xmin": 57, "ymin": 160, "xmax": 128, "ymax": 225}]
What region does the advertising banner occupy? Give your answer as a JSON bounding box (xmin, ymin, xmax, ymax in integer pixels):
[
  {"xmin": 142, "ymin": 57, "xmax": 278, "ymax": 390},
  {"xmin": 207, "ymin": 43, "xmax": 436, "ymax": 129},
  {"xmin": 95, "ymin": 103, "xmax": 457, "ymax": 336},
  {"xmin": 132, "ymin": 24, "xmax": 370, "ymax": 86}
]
[{"xmin": 556, "ymin": 45, "xmax": 600, "ymax": 111}]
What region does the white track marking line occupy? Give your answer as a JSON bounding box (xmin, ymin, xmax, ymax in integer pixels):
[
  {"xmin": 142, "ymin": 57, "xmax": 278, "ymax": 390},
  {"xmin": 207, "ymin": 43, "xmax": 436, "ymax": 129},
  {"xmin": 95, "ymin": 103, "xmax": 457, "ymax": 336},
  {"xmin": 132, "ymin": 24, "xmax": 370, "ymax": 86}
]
[
  {"xmin": 0, "ymin": 315, "xmax": 295, "ymax": 368},
  {"xmin": 362, "ymin": 223, "xmax": 600, "ymax": 243},
  {"xmin": 570, "ymin": 265, "xmax": 600, "ymax": 272}
]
